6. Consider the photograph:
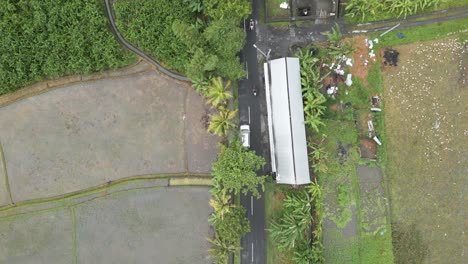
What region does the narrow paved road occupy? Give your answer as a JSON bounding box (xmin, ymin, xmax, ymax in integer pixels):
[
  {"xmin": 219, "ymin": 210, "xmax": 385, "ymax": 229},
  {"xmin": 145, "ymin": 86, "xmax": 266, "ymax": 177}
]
[{"xmin": 238, "ymin": 0, "xmax": 268, "ymax": 263}]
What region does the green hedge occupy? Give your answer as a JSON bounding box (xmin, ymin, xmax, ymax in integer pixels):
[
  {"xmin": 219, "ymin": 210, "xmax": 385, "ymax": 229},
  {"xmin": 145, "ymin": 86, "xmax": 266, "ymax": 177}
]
[
  {"xmin": 0, "ymin": 0, "xmax": 134, "ymax": 95},
  {"xmin": 114, "ymin": 0, "xmax": 195, "ymax": 73}
]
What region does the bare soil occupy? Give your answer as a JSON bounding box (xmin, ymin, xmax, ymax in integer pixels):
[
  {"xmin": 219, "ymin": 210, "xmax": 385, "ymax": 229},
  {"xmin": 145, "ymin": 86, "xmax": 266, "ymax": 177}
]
[
  {"xmin": 359, "ymin": 138, "xmax": 377, "ymax": 160},
  {"xmin": 348, "ymin": 36, "xmax": 376, "ymax": 86},
  {"xmin": 383, "ymin": 38, "xmax": 467, "ymax": 264}
]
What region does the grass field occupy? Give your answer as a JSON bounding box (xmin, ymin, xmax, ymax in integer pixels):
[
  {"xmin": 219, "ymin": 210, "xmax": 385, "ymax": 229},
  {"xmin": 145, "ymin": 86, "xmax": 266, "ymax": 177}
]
[
  {"xmin": 265, "ymin": 0, "xmax": 290, "ymax": 19},
  {"xmin": 382, "ymin": 37, "xmax": 467, "ymax": 264}
]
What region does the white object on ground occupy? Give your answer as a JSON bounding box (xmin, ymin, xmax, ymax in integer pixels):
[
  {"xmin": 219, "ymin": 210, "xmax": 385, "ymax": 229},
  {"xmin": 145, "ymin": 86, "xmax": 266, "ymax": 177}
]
[
  {"xmin": 373, "ymin": 136, "xmax": 382, "ymax": 146},
  {"xmin": 371, "ymin": 107, "xmax": 381, "ymax": 112},
  {"xmin": 373, "ymin": 38, "xmax": 379, "ymax": 43},
  {"xmin": 369, "ymin": 50, "xmax": 375, "ymax": 58},
  {"xmin": 364, "ymin": 59, "xmax": 369, "ymax": 66},
  {"xmin": 367, "ymin": 120, "xmax": 374, "ymax": 132},
  {"xmin": 365, "ymin": 38, "xmax": 369, "ymax": 46},
  {"xmin": 379, "ymin": 23, "xmax": 401, "ymax": 37},
  {"xmin": 327, "ymin": 86, "xmax": 338, "ymax": 95},
  {"xmin": 279, "ymin": 2, "xmax": 289, "ymax": 9},
  {"xmin": 345, "ymin": 74, "xmax": 353, "ymax": 87},
  {"xmin": 346, "ymin": 58, "xmax": 353, "ymax": 66},
  {"xmin": 335, "ymin": 69, "xmax": 345, "ymax": 75},
  {"xmin": 368, "ymin": 39, "xmax": 373, "ymax": 49}
]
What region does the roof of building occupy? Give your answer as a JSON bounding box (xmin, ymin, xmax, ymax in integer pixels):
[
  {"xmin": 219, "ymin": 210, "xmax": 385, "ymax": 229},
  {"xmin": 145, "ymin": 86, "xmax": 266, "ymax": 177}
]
[{"xmin": 264, "ymin": 57, "xmax": 310, "ymax": 185}]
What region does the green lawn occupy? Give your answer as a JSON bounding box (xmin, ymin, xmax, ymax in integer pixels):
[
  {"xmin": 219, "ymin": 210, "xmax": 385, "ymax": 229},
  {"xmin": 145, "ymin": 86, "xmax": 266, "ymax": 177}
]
[{"xmin": 372, "ymin": 17, "xmax": 468, "ymax": 46}]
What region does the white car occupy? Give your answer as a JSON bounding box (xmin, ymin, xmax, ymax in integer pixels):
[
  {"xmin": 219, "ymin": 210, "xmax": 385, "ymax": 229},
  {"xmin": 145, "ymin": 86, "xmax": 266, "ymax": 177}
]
[{"xmin": 240, "ymin": 124, "xmax": 250, "ymax": 148}]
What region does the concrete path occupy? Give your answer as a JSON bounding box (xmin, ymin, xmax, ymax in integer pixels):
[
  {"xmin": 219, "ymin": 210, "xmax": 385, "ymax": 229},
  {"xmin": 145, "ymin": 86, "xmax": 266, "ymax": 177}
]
[{"xmin": 0, "ymin": 63, "xmax": 218, "ymax": 205}]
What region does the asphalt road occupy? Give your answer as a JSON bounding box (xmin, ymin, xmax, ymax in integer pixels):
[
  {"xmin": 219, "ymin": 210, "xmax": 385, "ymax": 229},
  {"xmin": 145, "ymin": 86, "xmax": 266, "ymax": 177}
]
[{"xmin": 238, "ymin": 0, "xmax": 269, "ymax": 263}]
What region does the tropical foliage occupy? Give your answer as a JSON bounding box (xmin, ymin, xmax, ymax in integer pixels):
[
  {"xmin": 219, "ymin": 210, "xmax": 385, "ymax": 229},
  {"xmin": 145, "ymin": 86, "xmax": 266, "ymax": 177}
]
[
  {"xmin": 205, "ymin": 77, "xmax": 233, "ymax": 108},
  {"xmin": 346, "ymin": 0, "xmax": 441, "ymax": 22},
  {"xmin": 268, "ymin": 181, "xmax": 325, "ymax": 264},
  {"xmin": 269, "ymin": 190, "xmax": 313, "ymax": 250},
  {"xmin": 208, "ymin": 191, "xmax": 250, "ymax": 264},
  {"xmin": 296, "ymin": 48, "xmax": 327, "ymax": 133},
  {"xmin": 0, "ymin": 0, "xmax": 134, "ymax": 95},
  {"xmin": 207, "ymin": 106, "xmax": 238, "ymax": 137},
  {"xmin": 114, "ymin": 0, "xmax": 195, "ymax": 72},
  {"xmin": 115, "ymin": 0, "xmax": 249, "ymax": 81},
  {"xmin": 212, "ymin": 138, "xmax": 267, "ymax": 197}
]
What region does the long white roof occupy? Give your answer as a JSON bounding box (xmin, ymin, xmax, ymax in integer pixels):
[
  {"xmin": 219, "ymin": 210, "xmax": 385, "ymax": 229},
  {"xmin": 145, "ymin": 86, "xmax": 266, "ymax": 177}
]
[{"xmin": 264, "ymin": 57, "xmax": 310, "ymax": 185}]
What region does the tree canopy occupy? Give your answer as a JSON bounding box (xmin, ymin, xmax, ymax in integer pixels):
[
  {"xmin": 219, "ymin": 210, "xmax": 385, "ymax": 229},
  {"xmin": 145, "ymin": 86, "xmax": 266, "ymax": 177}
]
[{"xmin": 212, "ymin": 138, "xmax": 266, "ymax": 197}]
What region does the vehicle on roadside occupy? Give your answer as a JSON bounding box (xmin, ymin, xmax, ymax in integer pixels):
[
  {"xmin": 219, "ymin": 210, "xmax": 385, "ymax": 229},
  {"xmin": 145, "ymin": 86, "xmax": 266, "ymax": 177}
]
[{"xmin": 240, "ymin": 124, "xmax": 250, "ymax": 148}]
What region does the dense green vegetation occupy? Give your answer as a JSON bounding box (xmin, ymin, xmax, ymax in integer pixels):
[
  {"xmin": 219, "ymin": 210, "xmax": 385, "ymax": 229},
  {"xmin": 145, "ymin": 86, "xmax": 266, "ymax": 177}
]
[
  {"xmin": 114, "ymin": 0, "xmax": 194, "ymax": 73},
  {"xmin": 114, "ymin": 0, "xmax": 250, "ymax": 81},
  {"xmin": 209, "ymin": 138, "xmax": 267, "ymax": 263},
  {"xmin": 345, "ymin": 0, "xmax": 467, "ymax": 22},
  {"xmin": 0, "ymin": 0, "xmax": 134, "ymax": 95}
]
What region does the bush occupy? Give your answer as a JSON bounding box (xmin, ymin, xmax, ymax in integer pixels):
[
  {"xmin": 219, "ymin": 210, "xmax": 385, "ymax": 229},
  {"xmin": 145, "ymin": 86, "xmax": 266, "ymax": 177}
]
[{"xmin": 0, "ymin": 0, "xmax": 134, "ymax": 95}]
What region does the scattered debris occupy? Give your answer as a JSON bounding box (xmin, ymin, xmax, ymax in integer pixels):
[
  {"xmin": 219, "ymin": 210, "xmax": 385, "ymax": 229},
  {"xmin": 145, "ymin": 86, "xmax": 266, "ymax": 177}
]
[
  {"xmin": 371, "ymin": 107, "xmax": 382, "ymax": 112},
  {"xmin": 326, "ymin": 85, "xmax": 338, "ymax": 95},
  {"xmin": 373, "ymin": 136, "xmax": 382, "ymax": 146},
  {"xmin": 371, "ymin": 95, "xmax": 381, "ymax": 107},
  {"xmin": 367, "ymin": 120, "xmax": 375, "ymax": 138},
  {"xmin": 383, "ymin": 48, "xmax": 399, "ymax": 66},
  {"xmin": 345, "ymin": 73, "xmax": 353, "ymax": 87}
]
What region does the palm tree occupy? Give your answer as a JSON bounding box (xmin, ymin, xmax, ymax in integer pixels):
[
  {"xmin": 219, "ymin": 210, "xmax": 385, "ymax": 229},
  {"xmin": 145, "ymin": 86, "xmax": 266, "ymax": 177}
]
[
  {"xmin": 207, "ymin": 236, "xmax": 238, "ymax": 264},
  {"xmin": 208, "ymin": 107, "xmax": 237, "ymax": 137},
  {"xmin": 205, "ymin": 77, "xmax": 232, "ymax": 109},
  {"xmin": 209, "ymin": 190, "xmax": 232, "ymax": 221}
]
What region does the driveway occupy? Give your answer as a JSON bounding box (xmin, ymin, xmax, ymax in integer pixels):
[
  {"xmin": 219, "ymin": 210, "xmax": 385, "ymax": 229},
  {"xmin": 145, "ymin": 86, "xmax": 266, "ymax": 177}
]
[{"xmin": 0, "ymin": 63, "xmax": 219, "ymax": 204}]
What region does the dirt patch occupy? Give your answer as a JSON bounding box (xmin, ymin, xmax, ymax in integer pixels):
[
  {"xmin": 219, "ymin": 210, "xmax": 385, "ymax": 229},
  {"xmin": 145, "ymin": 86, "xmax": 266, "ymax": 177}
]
[
  {"xmin": 359, "ymin": 138, "xmax": 377, "ymax": 160},
  {"xmin": 383, "ymin": 38, "xmax": 467, "ymax": 264},
  {"xmin": 347, "ymin": 35, "xmax": 376, "ymax": 86}
]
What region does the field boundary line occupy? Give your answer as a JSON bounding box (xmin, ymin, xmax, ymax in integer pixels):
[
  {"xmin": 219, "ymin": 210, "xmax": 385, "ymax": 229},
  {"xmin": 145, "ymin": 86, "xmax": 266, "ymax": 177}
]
[
  {"xmin": 0, "ymin": 141, "xmax": 13, "ymax": 205},
  {"xmin": 0, "ymin": 59, "xmax": 152, "ymax": 108}
]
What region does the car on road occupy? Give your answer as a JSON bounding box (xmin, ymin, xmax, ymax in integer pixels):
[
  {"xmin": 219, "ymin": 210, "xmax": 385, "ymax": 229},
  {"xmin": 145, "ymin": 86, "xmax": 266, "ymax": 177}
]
[{"xmin": 240, "ymin": 124, "xmax": 250, "ymax": 148}]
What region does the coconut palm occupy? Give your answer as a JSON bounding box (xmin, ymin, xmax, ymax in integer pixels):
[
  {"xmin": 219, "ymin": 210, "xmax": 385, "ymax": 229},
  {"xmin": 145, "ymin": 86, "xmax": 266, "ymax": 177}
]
[
  {"xmin": 205, "ymin": 77, "xmax": 232, "ymax": 109},
  {"xmin": 208, "ymin": 107, "xmax": 237, "ymax": 137},
  {"xmin": 209, "ymin": 190, "xmax": 232, "ymax": 221},
  {"xmin": 207, "ymin": 236, "xmax": 238, "ymax": 263}
]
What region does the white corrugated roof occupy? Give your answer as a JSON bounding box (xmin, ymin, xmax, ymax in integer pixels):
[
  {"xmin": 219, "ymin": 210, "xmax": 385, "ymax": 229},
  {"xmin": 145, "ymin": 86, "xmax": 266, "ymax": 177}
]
[{"xmin": 264, "ymin": 57, "xmax": 310, "ymax": 185}]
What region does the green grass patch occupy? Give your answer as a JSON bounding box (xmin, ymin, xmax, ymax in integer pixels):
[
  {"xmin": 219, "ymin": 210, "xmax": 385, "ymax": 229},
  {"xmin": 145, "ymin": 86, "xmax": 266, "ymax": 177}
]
[
  {"xmin": 266, "ymin": 0, "xmax": 290, "ymax": 18},
  {"xmin": 372, "ymin": 17, "xmax": 468, "ymax": 46},
  {"xmin": 0, "ymin": 0, "xmax": 135, "ymax": 95},
  {"xmin": 169, "ymin": 177, "xmax": 211, "ymax": 186},
  {"xmin": 359, "ymin": 229, "xmax": 395, "ymax": 264}
]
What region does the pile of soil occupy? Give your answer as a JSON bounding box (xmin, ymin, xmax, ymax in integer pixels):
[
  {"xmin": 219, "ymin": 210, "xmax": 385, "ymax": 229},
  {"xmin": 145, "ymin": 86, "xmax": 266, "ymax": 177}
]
[{"xmin": 359, "ymin": 138, "xmax": 377, "ymax": 160}]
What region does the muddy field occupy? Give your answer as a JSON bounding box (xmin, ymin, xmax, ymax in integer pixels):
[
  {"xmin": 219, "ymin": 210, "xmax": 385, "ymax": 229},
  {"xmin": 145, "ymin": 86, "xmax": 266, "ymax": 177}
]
[{"xmin": 382, "ymin": 38, "xmax": 467, "ymax": 264}]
